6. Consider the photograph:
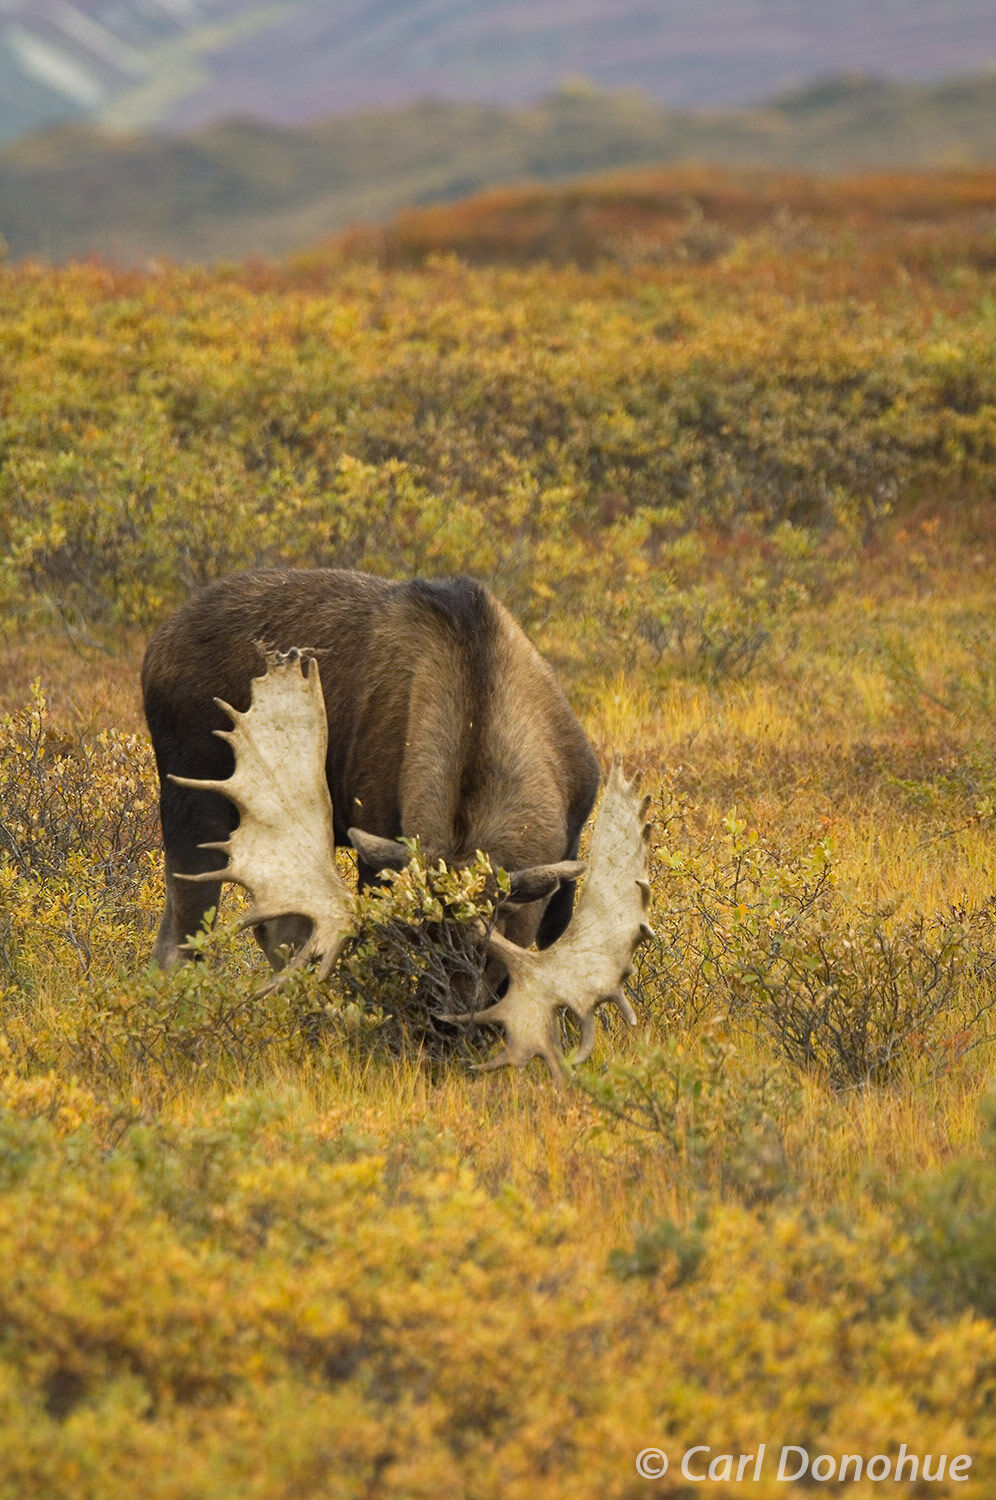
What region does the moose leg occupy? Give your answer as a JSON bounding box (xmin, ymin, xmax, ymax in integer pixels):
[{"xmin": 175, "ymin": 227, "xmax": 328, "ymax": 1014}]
[
  {"xmin": 152, "ymin": 855, "xmax": 223, "ymax": 968},
  {"xmin": 151, "ymin": 778, "xmax": 233, "ymax": 968}
]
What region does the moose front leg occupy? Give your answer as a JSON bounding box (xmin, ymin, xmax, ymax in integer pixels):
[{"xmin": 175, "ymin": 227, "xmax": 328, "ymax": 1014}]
[{"xmin": 152, "ymin": 855, "xmax": 223, "ymax": 969}]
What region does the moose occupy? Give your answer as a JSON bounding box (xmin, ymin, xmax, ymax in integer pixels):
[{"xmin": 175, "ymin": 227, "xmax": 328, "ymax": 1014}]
[{"xmin": 141, "ymin": 569, "xmax": 652, "ymax": 1073}]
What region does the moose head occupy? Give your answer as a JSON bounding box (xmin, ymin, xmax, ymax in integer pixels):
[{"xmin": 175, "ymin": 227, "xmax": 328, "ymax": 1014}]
[{"xmin": 169, "ymin": 647, "xmax": 654, "ymax": 1076}]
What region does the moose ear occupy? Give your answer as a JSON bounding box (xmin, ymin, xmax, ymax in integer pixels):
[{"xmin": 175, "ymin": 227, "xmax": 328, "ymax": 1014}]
[
  {"xmin": 503, "ymin": 860, "xmax": 587, "ymax": 907},
  {"xmin": 348, "ymin": 827, "xmax": 412, "ymax": 872}
]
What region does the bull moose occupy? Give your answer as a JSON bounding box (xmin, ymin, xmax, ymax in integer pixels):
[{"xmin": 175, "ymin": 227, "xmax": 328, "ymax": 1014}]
[{"xmin": 141, "ymin": 568, "xmax": 652, "ymax": 1072}]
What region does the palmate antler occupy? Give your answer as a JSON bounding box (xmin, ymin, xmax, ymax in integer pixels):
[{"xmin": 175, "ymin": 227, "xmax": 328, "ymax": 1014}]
[
  {"xmin": 169, "ymin": 648, "xmax": 354, "ymax": 996},
  {"xmin": 463, "ymin": 758, "xmax": 653, "ymax": 1078}
]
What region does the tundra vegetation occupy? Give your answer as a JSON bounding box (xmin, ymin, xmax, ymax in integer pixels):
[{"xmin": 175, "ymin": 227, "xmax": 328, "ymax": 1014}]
[{"xmin": 0, "ymin": 167, "xmax": 995, "ymax": 1497}]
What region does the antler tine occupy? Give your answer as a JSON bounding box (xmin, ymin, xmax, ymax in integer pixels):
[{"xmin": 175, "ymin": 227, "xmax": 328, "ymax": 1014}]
[
  {"xmin": 460, "ymin": 755, "xmax": 654, "ymax": 1080},
  {"xmin": 168, "ymin": 650, "xmax": 355, "ymax": 988}
]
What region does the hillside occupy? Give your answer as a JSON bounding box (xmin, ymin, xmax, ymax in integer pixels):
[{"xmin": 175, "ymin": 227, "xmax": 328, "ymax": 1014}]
[
  {"xmin": 333, "ymin": 164, "xmax": 996, "ymax": 272},
  {"xmin": 3, "ymin": 72, "xmax": 996, "ymax": 265},
  {"xmin": 1, "ymin": 0, "xmax": 994, "ymax": 143}
]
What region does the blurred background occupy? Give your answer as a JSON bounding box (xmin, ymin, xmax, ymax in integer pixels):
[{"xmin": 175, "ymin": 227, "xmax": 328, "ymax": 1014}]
[{"xmin": 1, "ymin": 0, "xmax": 994, "ymax": 262}]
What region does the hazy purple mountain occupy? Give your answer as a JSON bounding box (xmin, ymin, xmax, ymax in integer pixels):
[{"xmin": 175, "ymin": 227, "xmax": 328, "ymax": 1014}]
[{"xmin": 2, "ymin": 0, "xmax": 994, "ymax": 141}]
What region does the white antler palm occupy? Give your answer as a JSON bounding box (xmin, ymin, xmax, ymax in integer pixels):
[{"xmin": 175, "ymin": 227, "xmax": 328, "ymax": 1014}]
[
  {"xmin": 463, "ymin": 758, "xmax": 654, "ymax": 1078},
  {"xmin": 170, "ymin": 649, "xmax": 354, "ymax": 994}
]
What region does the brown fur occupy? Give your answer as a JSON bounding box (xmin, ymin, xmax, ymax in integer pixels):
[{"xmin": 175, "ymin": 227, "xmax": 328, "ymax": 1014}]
[{"xmin": 141, "ymin": 569, "xmax": 600, "ymax": 968}]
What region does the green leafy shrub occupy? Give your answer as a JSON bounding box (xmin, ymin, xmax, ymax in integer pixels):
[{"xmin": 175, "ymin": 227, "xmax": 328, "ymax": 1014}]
[
  {"xmin": 340, "ymin": 842, "xmax": 501, "ymax": 1063},
  {"xmin": 4, "ymin": 919, "xmax": 349, "ymax": 1095},
  {"xmin": 607, "ymin": 1211, "xmax": 708, "ymax": 1282},
  {"xmin": 908, "ymin": 1092, "xmax": 996, "ymax": 1320},
  {"xmin": 583, "ymin": 1027, "xmax": 797, "ymax": 1202},
  {"xmin": 0, "ymin": 684, "xmax": 160, "ymax": 991},
  {"xmin": 634, "ymin": 579, "xmax": 779, "ymax": 683},
  {"xmin": 0, "ymin": 681, "xmax": 156, "ymax": 883},
  {"xmin": 637, "ymin": 803, "xmax": 996, "ymax": 1086},
  {"xmin": 2, "ymin": 806, "xmax": 505, "ymax": 1091}
]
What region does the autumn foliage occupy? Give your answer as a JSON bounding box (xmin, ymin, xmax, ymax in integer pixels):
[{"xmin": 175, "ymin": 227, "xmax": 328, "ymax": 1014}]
[{"xmin": 1, "ymin": 168, "xmax": 996, "ymax": 1496}]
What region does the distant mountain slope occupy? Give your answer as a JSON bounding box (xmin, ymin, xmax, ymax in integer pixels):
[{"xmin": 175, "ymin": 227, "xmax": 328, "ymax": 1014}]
[
  {"xmin": 1, "ymin": 0, "xmax": 994, "ymax": 142},
  {"xmin": 2, "ymin": 74, "xmax": 995, "ymax": 265}
]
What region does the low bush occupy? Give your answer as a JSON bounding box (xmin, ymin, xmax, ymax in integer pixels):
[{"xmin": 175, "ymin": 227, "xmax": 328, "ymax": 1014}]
[
  {"xmin": 635, "ymin": 804, "xmax": 996, "ymax": 1086},
  {"xmin": 907, "ymin": 1092, "xmax": 996, "ymax": 1321},
  {"xmin": 583, "ymin": 1026, "xmax": 797, "ymax": 1202},
  {"xmin": 341, "ymin": 843, "xmax": 500, "ymax": 1064},
  {"xmin": 0, "ymin": 681, "xmax": 156, "ymax": 884}
]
